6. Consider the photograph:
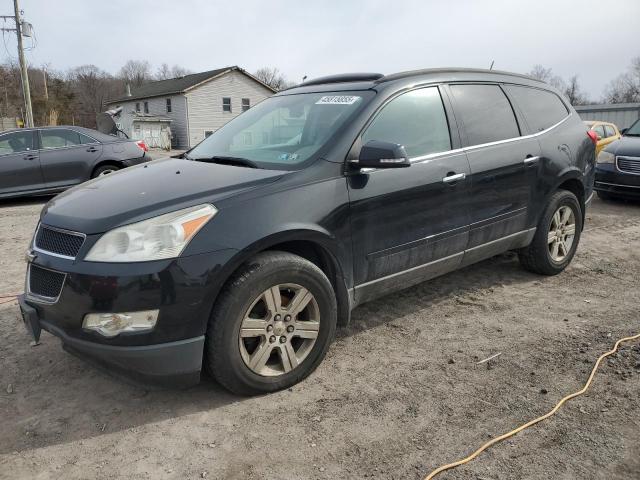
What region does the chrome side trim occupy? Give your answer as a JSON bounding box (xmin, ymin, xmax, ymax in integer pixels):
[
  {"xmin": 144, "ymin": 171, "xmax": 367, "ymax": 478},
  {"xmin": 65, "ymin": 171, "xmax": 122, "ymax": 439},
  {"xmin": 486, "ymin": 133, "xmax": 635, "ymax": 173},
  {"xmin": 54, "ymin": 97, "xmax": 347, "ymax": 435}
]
[
  {"xmin": 354, "ymin": 228, "xmax": 535, "ymax": 291},
  {"xmin": 32, "ymin": 224, "xmax": 86, "ymax": 260},
  {"xmin": 464, "ymin": 228, "xmax": 535, "ymax": 254},
  {"xmin": 585, "ymin": 191, "xmax": 594, "ymax": 205},
  {"xmin": 360, "ymin": 113, "xmax": 572, "ymax": 172},
  {"xmin": 25, "ymin": 264, "xmax": 67, "ymax": 305},
  {"xmin": 354, "ymin": 251, "xmax": 463, "ymax": 290},
  {"xmin": 524, "ymin": 156, "xmax": 540, "ymax": 164}
]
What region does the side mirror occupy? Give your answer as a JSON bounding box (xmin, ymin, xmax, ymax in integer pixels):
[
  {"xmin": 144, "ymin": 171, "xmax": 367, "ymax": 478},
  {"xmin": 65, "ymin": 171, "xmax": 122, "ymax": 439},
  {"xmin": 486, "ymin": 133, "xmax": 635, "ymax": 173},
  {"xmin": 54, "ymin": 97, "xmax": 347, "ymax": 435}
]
[
  {"xmin": 596, "ymin": 135, "xmax": 602, "ymax": 141},
  {"xmin": 351, "ymin": 140, "xmax": 410, "ymax": 169},
  {"xmin": 621, "ymin": 128, "xmax": 628, "ymax": 135}
]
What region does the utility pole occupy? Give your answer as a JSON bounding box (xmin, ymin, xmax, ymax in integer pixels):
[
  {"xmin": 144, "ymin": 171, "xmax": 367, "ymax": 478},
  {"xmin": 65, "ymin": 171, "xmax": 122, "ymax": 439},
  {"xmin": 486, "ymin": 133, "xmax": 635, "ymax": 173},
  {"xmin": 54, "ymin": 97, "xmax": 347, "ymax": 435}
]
[{"xmin": 13, "ymin": 0, "xmax": 33, "ymax": 127}]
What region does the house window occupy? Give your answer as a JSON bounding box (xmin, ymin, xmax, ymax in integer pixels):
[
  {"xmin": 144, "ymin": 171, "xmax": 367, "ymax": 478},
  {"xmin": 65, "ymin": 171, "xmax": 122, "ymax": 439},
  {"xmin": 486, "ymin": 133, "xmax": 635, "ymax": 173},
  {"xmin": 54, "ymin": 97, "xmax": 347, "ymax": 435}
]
[
  {"xmin": 135, "ymin": 102, "xmax": 140, "ymax": 112},
  {"xmin": 222, "ymin": 97, "xmax": 231, "ymax": 112},
  {"xmin": 166, "ymin": 98, "xmax": 172, "ymax": 113},
  {"xmin": 144, "ymin": 101, "xmax": 149, "ymax": 114},
  {"xmin": 242, "ymin": 98, "xmax": 250, "ymax": 112},
  {"xmin": 205, "ymin": 130, "xmax": 214, "ymax": 138}
]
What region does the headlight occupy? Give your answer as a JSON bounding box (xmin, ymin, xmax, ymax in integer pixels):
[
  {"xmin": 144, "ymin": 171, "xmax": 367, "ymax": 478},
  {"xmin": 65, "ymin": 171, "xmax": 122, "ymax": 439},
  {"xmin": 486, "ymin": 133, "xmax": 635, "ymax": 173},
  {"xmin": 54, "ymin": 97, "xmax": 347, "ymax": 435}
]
[
  {"xmin": 596, "ymin": 151, "xmax": 615, "ymax": 164},
  {"xmin": 85, "ymin": 204, "xmax": 217, "ymax": 262}
]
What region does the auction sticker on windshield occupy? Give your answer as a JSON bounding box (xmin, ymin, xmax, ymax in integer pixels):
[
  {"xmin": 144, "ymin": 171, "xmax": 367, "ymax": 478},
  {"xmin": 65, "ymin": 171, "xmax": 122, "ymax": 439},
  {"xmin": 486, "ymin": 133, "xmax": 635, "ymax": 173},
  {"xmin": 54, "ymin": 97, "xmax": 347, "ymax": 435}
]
[{"xmin": 315, "ymin": 95, "xmax": 361, "ymax": 105}]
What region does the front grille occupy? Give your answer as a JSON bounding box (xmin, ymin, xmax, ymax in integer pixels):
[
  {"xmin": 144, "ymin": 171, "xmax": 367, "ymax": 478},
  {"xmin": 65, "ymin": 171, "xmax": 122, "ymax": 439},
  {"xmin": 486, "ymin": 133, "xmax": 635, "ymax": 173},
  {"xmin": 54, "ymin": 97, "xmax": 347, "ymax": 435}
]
[
  {"xmin": 28, "ymin": 265, "xmax": 66, "ymax": 300},
  {"xmin": 35, "ymin": 226, "xmax": 85, "ymax": 258},
  {"xmin": 617, "ymin": 156, "xmax": 640, "ymax": 175}
]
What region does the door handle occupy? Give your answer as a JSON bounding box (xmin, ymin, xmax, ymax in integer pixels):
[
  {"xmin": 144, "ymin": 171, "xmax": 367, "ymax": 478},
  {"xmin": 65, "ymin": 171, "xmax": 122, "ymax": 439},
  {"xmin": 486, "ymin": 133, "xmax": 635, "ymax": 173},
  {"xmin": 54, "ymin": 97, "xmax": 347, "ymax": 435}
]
[
  {"xmin": 524, "ymin": 155, "xmax": 540, "ymax": 165},
  {"xmin": 442, "ymin": 172, "xmax": 466, "ymax": 184},
  {"xmin": 86, "ymin": 147, "xmax": 98, "ymax": 152},
  {"xmin": 23, "ymin": 154, "xmax": 37, "ymax": 161}
]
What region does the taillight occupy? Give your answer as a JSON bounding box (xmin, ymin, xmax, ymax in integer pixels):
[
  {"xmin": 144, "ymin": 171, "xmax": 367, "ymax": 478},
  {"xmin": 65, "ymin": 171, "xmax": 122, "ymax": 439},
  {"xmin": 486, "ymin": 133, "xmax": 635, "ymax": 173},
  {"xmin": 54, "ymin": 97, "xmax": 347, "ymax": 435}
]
[
  {"xmin": 136, "ymin": 140, "xmax": 149, "ymax": 152},
  {"xmin": 586, "ymin": 130, "xmax": 598, "ymax": 145}
]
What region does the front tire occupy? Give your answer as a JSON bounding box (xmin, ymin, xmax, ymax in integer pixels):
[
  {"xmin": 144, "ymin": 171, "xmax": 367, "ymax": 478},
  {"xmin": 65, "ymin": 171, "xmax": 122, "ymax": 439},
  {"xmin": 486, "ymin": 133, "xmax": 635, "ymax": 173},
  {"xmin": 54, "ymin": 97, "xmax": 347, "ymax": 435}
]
[
  {"xmin": 519, "ymin": 190, "xmax": 582, "ymax": 275},
  {"xmin": 205, "ymin": 251, "xmax": 337, "ymax": 395}
]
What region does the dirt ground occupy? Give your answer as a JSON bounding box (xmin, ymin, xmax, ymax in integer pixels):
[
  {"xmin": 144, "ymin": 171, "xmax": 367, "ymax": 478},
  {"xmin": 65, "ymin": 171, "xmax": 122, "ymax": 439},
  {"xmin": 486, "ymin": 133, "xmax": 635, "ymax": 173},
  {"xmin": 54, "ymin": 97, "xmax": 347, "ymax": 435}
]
[{"xmin": 0, "ymin": 195, "xmax": 639, "ymax": 480}]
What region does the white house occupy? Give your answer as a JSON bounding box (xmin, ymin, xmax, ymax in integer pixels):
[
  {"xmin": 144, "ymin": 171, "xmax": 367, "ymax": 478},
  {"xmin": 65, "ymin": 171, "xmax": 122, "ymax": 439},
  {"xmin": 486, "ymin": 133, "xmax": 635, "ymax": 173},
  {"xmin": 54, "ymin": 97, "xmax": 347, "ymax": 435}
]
[{"xmin": 106, "ymin": 66, "xmax": 276, "ymax": 148}]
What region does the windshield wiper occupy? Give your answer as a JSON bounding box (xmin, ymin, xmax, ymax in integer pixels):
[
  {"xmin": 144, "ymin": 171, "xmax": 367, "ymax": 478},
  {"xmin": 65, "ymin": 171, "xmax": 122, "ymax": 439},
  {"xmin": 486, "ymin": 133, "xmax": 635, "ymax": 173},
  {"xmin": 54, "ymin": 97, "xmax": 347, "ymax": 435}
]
[{"xmin": 191, "ymin": 155, "xmax": 259, "ymax": 168}]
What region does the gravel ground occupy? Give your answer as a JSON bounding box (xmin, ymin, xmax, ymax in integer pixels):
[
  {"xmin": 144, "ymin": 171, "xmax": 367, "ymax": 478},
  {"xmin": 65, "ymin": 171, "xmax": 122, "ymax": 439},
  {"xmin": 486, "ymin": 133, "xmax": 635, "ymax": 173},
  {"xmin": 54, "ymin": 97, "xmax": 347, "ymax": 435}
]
[{"xmin": 0, "ymin": 195, "xmax": 639, "ymax": 480}]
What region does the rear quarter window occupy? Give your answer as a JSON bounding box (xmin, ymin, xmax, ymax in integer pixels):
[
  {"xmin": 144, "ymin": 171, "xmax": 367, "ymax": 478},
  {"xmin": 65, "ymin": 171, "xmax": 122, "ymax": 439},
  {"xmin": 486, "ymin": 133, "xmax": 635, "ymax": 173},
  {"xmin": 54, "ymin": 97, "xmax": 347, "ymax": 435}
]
[
  {"xmin": 449, "ymin": 84, "xmax": 520, "ymax": 147},
  {"xmin": 505, "ymin": 85, "xmax": 569, "ymax": 133}
]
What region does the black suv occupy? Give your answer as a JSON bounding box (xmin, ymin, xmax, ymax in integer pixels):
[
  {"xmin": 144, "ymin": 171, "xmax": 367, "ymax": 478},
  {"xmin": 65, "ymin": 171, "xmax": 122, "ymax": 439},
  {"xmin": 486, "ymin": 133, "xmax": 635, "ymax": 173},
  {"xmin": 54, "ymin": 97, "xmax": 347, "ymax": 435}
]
[
  {"xmin": 594, "ymin": 118, "xmax": 640, "ymax": 200},
  {"xmin": 19, "ymin": 68, "xmax": 595, "ymax": 395}
]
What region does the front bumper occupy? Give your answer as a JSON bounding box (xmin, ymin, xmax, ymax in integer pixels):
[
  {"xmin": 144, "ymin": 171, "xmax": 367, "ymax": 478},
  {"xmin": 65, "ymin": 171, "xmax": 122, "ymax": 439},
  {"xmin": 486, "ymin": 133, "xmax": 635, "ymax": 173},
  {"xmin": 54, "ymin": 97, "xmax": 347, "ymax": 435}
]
[
  {"xmin": 21, "ymin": 248, "xmax": 237, "ymax": 387},
  {"xmin": 594, "ymin": 163, "xmax": 640, "ymax": 198}
]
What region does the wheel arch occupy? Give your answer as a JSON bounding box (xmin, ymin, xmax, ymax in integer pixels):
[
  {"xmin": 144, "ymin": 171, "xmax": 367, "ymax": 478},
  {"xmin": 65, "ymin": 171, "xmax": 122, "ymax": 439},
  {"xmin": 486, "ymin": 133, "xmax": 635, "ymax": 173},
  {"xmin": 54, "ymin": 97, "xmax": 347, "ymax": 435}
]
[
  {"xmin": 91, "ymin": 160, "xmax": 125, "ymax": 178},
  {"xmin": 210, "ymin": 229, "xmax": 353, "ymax": 328},
  {"xmin": 553, "ymin": 169, "xmax": 586, "ymax": 227}
]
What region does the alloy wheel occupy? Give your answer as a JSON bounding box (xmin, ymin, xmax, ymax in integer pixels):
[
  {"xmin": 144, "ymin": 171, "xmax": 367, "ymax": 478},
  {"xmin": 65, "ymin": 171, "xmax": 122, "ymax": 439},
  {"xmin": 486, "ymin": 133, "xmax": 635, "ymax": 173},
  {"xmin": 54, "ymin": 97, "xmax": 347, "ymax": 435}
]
[
  {"xmin": 547, "ymin": 205, "xmax": 576, "ymax": 262},
  {"xmin": 238, "ymin": 283, "xmax": 320, "ymax": 377}
]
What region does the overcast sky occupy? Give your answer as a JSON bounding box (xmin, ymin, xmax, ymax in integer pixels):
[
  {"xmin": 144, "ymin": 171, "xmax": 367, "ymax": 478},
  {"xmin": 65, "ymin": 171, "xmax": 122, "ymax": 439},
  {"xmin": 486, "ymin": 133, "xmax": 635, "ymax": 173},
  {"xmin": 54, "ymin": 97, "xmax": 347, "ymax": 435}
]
[{"xmin": 3, "ymin": 0, "xmax": 639, "ymax": 100}]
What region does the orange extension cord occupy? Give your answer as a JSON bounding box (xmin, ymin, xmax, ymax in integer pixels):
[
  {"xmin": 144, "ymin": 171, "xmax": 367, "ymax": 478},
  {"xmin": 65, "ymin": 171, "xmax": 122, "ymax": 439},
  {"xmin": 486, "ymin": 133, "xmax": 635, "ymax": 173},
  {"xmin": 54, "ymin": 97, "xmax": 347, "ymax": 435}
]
[{"xmin": 423, "ymin": 332, "xmax": 640, "ymax": 480}]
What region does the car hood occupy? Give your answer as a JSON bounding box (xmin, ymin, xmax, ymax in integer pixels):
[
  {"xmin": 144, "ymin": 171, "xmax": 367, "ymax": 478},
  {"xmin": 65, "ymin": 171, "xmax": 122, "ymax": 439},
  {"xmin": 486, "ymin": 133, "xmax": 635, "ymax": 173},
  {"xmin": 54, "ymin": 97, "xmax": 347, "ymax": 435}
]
[
  {"xmin": 40, "ymin": 157, "xmax": 286, "ymax": 234},
  {"xmin": 606, "ymin": 136, "xmax": 640, "ymax": 157}
]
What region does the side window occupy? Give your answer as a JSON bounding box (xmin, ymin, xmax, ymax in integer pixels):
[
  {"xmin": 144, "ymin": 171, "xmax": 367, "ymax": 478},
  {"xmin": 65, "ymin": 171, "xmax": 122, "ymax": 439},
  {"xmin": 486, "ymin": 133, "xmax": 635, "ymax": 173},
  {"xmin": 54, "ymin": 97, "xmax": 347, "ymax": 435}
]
[
  {"xmin": 166, "ymin": 98, "xmax": 172, "ymax": 113},
  {"xmin": 0, "ymin": 131, "xmax": 34, "ymax": 155},
  {"xmin": 604, "ymin": 125, "xmax": 616, "ymax": 137},
  {"xmin": 450, "ymin": 84, "xmax": 520, "ymax": 146},
  {"xmin": 135, "ymin": 103, "xmax": 140, "ymax": 113},
  {"xmin": 504, "ymin": 85, "xmax": 569, "ymax": 132},
  {"xmin": 40, "ymin": 129, "xmax": 81, "ymax": 149},
  {"xmin": 242, "ymin": 98, "xmax": 250, "ymax": 112},
  {"xmin": 593, "ymin": 125, "xmax": 605, "ymax": 138},
  {"xmin": 223, "ymin": 97, "xmax": 232, "ymax": 112},
  {"xmin": 143, "ymin": 102, "xmax": 149, "ymax": 114},
  {"xmin": 361, "ymin": 87, "xmax": 451, "ymax": 158},
  {"xmin": 78, "ymin": 132, "xmax": 97, "ymax": 144}
]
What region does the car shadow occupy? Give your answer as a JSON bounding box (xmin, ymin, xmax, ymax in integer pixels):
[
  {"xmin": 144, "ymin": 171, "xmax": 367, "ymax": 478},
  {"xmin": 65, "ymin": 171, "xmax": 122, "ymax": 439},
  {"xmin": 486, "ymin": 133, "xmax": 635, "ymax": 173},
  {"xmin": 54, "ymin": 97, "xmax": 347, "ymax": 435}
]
[
  {"xmin": 1, "ymin": 251, "xmax": 540, "ymax": 455},
  {"xmin": 0, "ymin": 195, "xmax": 53, "ymax": 208}
]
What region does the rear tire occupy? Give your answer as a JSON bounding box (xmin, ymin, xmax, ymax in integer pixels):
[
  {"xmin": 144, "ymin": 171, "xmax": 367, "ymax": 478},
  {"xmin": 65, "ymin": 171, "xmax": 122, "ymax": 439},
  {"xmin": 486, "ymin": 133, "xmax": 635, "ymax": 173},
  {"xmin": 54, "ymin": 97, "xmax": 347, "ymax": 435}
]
[
  {"xmin": 205, "ymin": 251, "xmax": 337, "ymax": 395},
  {"xmin": 519, "ymin": 190, "xmax": 582, "ymax": 276},
  {"xmin": 92, "ymin": 164, "xmax": 120, "ymax": 178}
]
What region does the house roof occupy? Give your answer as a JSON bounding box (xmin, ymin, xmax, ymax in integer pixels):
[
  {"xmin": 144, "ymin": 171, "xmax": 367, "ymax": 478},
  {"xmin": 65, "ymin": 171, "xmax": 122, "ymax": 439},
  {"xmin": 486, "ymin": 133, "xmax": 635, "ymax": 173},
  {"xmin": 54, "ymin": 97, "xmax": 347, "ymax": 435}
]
[
  {"xmin": 575, "ymin": 102, "xmax": 640, "ymax": 112},
  {"xmin": 107, "ymin": 66, "xmax": 276, "ymax": 104}
]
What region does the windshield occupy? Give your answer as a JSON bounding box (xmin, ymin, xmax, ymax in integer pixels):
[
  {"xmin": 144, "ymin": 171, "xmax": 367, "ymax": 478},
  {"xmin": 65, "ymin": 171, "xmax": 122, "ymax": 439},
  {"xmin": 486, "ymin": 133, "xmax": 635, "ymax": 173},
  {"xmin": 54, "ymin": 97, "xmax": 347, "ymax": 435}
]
[
  {"xmin": 625, "ymin": 119, "xmax": 640, "ymax": 136},
  {"xmin": 187, "ymin": 91, "xmax": 374, "ymax": 169}
]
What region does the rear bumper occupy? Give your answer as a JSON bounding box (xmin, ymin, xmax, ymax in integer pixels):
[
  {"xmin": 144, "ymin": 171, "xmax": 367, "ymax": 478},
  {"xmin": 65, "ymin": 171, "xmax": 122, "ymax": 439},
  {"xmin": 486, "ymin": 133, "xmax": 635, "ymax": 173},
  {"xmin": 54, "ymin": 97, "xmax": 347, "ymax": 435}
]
[{"xmin": 122, "ymin": 154, "xmax": 148, "ymax": 167}]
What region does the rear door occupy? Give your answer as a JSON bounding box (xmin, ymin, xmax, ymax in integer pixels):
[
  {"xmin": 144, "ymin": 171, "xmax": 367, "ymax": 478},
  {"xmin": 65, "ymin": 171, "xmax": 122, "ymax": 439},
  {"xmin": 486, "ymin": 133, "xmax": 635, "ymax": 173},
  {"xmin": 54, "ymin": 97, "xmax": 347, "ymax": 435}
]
[
  {"xmin": 447, "ymin": 83, "xmax": 541, "ymax": 255},
  {"xmin": 0, "ymin": 130, "xmax": 44, "ymax": 195},
  {"xmin": 348, "ymin": 86, "xmax": 471, "ymax": 303},
  {"xmin": 38, "ymin": 128, "xmax": 103, "ymax": 188}
]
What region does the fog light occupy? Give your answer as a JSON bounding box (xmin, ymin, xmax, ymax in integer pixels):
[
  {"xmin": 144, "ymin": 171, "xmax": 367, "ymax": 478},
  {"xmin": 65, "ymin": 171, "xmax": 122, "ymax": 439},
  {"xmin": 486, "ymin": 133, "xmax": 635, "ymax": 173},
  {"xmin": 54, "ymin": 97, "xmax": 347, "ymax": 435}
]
[{"xmin": 82, "ymin": 310, "xmax": 159, "ymax": 337}]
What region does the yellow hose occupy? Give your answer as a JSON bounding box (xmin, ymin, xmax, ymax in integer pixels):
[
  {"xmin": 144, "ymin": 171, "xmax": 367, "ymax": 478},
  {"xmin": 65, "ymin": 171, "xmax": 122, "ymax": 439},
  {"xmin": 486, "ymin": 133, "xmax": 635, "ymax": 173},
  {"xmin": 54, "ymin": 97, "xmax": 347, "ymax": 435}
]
[{"xmin": 424, "ymin": 332, "xmax": 640, "ymax": 480}]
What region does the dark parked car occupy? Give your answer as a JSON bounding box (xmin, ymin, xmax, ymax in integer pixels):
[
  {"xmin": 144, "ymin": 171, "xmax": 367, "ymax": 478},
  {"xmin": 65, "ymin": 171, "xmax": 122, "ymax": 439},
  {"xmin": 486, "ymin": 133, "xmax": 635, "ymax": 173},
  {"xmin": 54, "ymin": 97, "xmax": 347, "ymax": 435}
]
[
  {"xmin": 0, "ymin": 126, "xmax": 148, "ymax": 199},
  {"xmin": 594, "ymin": 118, "xmax": 640, "ymax": 200},
  {"xmin": 19, "ymin": 68, "xmax": 595, "ymax": 395}
]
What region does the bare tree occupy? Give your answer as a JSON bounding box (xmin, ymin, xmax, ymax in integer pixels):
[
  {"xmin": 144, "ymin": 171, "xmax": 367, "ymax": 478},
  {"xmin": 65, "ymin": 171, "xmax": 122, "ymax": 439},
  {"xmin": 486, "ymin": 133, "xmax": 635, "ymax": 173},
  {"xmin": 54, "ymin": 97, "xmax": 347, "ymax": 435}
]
[
  {"xmin": 564, "ymin": 75, "xmax": 588, "ymax": 105},
  {"xmin": 603, "ymin": 56, "xmax": 640, "ymax": 103},
  {"xmin": 253, "ymin": 67, "xmax": 292, "ymax": 91},
  {"xmin": 527, "ymin": 65, "xmax": 590, "ymax": 105},
  {"xmin": 156, "ymin": 63, "xmax": 192, "ymax": 80},
  {"xmin": 68, "ymin": 65, "xmax": 122, "ymax": 127},
  {"xmin": 119, "ymin": 60, "xmax": 152, "ymax": 88}
]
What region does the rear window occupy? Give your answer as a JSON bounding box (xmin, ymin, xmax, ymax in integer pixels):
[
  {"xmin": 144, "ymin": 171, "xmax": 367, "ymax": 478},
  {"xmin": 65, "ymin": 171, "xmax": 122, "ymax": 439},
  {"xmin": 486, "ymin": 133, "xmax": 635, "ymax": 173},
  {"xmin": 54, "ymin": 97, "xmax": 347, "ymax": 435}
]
[
  {"xmin": 505, "ymin": 85, "xmax": 568, "ymax": 133},
  {"xmin": 449, "ymin": 84, "xmax": 520, "ymax": 147}
]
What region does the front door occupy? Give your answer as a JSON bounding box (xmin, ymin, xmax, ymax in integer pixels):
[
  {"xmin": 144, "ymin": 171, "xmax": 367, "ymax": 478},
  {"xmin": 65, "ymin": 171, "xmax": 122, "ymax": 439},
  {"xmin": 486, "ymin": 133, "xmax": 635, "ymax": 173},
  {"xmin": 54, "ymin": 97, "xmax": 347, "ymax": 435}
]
[
  {"xmin": 38, "ymin": 128, "xmax": 103, "ymax": 188},
  {"xmin": 0, "ymin": 130, "xmax": 43, "ymax": 196},
  {"xmin": 347, "ymin": 86, "xmax": 471, "ymax": 304},
  {"xmin": 447, "ymin": 84, "xmax": 540, "ymax": 256}
]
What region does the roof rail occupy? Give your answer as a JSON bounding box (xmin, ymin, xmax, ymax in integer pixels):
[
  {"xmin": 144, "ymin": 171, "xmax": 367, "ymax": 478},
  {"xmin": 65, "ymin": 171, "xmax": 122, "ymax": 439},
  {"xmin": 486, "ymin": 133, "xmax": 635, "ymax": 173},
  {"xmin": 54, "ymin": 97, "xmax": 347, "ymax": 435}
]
[
  {"xmin": 299, "ymin": 73, "xmax": 384, "ymax": 87},
  {"xmin": 376, "ymin": 67, "xmax": 544, "ymax": 84}
]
